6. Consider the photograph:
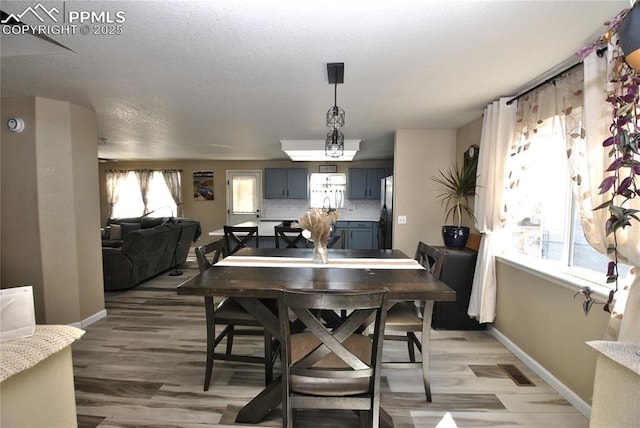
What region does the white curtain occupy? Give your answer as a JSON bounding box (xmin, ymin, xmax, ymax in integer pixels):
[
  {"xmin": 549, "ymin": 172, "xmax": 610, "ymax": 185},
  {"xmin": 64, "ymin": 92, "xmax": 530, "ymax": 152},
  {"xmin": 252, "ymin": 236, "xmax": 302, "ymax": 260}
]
[
  {"xmin": 105, "ymin": 170, "xmax": 128, "ymax": 219},
  {"xmin": 468, "ymin": 98, "xmax": 516, "ymax": 323},
  {"xmin": 135, "ymin": 170, "xmax": 154, "ymax": 215},
  {"xmin": 162, "ymin": 169, "xmax": 183, "ymax": 217},
  {"xmin": 578, "ymin": 49, "xmax": 640, "ymax": 342}
]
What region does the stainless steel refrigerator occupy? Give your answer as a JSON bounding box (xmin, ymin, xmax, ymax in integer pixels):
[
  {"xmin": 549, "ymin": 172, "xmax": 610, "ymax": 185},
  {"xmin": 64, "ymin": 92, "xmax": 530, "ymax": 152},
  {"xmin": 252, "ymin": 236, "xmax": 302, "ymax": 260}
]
[{"xmin": 378, "ymin": 175, "xmax": 393, "ymax": 249}]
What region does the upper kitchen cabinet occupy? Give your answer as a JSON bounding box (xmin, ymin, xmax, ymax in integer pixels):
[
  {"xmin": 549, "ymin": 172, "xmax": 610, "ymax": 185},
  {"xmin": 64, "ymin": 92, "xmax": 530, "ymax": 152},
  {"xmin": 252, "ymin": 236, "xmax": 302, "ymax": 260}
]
[
  {"xmin": 264, "ymin": 168, "xmax": 308, "ymax": 199},
  {"xmin": 348, "ymin": 168, "xmax": 387, "ymax": 199}
]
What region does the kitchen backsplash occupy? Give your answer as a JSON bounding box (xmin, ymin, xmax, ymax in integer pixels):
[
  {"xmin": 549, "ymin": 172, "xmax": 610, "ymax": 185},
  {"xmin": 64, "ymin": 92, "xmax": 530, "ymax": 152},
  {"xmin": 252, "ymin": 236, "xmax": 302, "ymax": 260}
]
[{"xmin": 262, "ymin": 199, "xmax": 380, "ymax": 221}]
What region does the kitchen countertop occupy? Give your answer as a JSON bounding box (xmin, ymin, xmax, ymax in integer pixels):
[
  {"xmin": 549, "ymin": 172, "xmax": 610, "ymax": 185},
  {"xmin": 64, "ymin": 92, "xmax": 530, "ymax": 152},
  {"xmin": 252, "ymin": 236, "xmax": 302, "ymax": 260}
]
[
  {"xmin": 209, "ymin": 217, "xmax": 382, "ymax": 237},
  {"xmin": 261, "ymin": 216, "xmax": 380, "ymax": 222},
  {"xmin": 209, "ymin": 221, "xmax": 287, "ymax": 237}
]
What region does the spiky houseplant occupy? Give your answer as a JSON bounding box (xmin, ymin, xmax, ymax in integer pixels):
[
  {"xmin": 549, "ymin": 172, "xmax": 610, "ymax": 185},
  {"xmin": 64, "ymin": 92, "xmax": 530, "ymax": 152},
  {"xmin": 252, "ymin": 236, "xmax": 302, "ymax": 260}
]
[{"xmin": 432, "ymin": 161, "xmax": 477, "ymax": 249}]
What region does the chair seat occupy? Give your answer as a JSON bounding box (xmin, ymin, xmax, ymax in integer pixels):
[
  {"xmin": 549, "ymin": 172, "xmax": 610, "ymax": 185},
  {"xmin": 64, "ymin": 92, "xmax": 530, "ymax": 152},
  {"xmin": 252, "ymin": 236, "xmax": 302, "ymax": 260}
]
[
  {"xmin": 290, "ymin": 333, "xmax": 372, "ymax": 396},
  {"xmin": 384, "ymin": 301, "xmax": 423, "ymax": 332}
]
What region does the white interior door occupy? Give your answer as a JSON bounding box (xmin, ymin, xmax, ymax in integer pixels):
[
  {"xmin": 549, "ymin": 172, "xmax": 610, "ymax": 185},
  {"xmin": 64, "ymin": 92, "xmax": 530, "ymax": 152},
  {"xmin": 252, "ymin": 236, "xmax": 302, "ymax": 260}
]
[{"xmin": 226, "ymin": 170, "xmax": 262, "ymax": 225}]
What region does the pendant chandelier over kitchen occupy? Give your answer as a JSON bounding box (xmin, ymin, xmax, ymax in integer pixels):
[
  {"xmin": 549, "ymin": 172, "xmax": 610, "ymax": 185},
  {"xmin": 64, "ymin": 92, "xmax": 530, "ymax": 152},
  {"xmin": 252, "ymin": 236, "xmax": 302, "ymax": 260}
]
[{"xmin": 325, "ymin": 63, "xmax": 345, "ymax": 158}]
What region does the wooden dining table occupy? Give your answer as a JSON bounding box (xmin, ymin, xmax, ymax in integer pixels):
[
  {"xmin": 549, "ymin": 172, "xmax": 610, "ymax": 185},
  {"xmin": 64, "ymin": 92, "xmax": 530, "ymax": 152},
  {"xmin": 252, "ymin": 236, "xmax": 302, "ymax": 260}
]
[{"xmin": 176, "ymin": 247, "xmax": 456, "ymax": 426}]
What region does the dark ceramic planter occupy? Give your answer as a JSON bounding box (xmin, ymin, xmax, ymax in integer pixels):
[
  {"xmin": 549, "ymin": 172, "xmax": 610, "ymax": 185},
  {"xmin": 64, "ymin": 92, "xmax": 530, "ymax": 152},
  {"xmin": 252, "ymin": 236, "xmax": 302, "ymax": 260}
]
[
  {"xmin": 619, "ymin": 5, "xmax": 640, "ymax": 70},
  {"xmin": 442, "ymin": 226, "xmax": 470, "ymax": 250}
]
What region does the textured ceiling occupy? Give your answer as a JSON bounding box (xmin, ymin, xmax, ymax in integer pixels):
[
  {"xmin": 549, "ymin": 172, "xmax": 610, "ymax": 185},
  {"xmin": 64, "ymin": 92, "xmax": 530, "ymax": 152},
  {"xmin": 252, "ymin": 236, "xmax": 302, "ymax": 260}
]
[{"xmin": 0, "ymin": 1, "xmax": 629, "ymax": 161}]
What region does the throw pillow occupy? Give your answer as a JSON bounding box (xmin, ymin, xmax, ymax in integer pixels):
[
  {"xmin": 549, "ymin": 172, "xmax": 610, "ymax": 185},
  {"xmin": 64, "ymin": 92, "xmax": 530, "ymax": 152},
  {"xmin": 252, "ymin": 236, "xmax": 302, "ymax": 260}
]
[
  {"xmin": 120, "ymin": 222, "xmax": 141, "ymax": 238},
  {"xmin": 109, "ymin": 224, "xmax": 122, "ymax": 240}
]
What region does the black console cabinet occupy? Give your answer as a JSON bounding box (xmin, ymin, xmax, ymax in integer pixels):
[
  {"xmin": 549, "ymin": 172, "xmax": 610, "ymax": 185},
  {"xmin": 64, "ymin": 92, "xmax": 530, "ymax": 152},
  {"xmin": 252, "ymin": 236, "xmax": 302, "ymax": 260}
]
[{"xmin": 429, "ymin": 246, "xmax": 484, "ymax": 330}]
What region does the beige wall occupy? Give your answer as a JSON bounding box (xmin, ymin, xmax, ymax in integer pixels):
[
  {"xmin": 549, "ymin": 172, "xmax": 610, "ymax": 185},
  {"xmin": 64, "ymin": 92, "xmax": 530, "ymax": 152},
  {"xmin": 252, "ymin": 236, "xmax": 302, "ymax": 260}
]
[
  {"xmin": 98, "ymin": 159, "xmax": 392, "ymax": 241},
  {"xmin": 1, "ymin": 96, "xmax": 104, "ymax": 325},
  {"xmin": 1, "ymin": 98, "xmax": 45, "ymax": 317},
  {"xmin": 456, "ymin": 117, "xmax": 483, "ymax": 230},
  {"xmin": 494, "ymin": 260, "xmax": 609, "ymax": 403},
  {"xmin": 70, "ymin": 104, "xmax": 105, "ymax": 320},
  {"xmin": 393, "ymin": 129, "xmax": 456, "ymax": 255}
]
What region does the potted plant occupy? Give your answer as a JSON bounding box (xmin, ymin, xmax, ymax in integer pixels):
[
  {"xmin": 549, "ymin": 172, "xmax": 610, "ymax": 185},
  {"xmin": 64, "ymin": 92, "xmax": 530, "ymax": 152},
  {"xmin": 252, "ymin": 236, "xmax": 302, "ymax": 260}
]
[
  {"xmin": 432, "ymin": 160, "xmax": 478, "ymax": 249},
  {"xmin": 594, "ymin": 23, "xmax": 640, "ymax": 314},
  {"xmin": 618, "ymin": 2, "xmax": 640, "ymax": 71}
]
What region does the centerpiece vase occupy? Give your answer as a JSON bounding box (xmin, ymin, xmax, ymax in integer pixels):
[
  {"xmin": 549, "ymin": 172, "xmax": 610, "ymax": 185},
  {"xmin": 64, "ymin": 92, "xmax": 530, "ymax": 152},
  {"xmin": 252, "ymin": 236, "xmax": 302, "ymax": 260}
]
[{"xmin": 313, "ymin": 241, "xmax": 328, "ymax": 264}]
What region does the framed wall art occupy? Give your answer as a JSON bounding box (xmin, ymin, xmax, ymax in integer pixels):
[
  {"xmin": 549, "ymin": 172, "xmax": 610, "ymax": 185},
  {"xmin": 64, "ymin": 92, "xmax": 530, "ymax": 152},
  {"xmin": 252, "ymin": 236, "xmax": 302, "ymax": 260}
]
[{"xmin": 193, "ymin": 170, "xmax": 214, "ymax": 200}]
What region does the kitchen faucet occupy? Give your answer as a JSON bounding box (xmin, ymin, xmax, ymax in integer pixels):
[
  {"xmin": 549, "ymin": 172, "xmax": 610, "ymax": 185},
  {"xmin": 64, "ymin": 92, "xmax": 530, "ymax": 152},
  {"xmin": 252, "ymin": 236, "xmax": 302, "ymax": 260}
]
[{"xmin": 322, "ymin": 195, "xmax": 331, "ymax": 210}]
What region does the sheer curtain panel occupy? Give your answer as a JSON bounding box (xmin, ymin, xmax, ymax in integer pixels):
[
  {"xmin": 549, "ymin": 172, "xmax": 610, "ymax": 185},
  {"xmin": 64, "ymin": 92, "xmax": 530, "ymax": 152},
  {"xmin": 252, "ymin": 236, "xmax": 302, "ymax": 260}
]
[
  {"xmin": 105, "ymin": 170, "xmax": 128, "ymax": 219},
  {"xmin": 468, "ymin": 98, "xmax": 515, "ymax": 323},
  {"xmin": 135, "ymin": 170, "xmax": 154, "ymax": 215},
  {"xmin": 162, "ymin": 170, "xmax": 183, "ymax": 217}
]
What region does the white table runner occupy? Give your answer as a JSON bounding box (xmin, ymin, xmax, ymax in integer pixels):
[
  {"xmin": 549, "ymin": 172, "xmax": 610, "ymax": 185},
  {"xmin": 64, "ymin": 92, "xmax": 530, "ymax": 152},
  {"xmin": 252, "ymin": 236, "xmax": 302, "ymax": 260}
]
[{"xmin": 216, "ymin": 256, "xmax": 425, "ymax": 270}]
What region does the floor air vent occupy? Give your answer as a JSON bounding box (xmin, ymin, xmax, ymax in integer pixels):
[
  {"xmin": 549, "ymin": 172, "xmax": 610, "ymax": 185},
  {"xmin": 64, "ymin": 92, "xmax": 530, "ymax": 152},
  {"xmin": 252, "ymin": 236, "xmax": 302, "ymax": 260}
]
[{"xmin": 498, "ymin": 364, "xmax": 535, "ymax": 386}]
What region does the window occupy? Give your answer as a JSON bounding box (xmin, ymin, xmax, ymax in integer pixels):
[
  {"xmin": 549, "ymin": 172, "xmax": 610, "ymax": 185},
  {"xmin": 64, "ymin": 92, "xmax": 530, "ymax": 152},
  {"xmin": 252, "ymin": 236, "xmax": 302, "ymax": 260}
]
[
  {"xmin": 309, "ymin": 173, "xmax": 346, "ymax": 209},
  {"xmin": 226, "ymin": 170, "xmax": 261, "ymax": 225},
  {"xmin": 503, "ymin": 116, "xmax": 570, "ymax": 262},
  {"xmin": 109, "ymin": 171, "xmax": 177, "ymax": 218},
  {"xmin": 231, "ymin": 175, "xmax": 257, "ymax": 214},
  {"xmin": 501, "ymin": 110, "xmax": 631, "ymax": 284}
]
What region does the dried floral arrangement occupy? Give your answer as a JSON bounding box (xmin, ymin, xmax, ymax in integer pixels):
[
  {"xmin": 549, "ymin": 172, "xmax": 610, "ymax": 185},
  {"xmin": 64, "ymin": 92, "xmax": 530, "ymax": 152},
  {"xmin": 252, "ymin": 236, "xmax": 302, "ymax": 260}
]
[{"xmin": 298, "ymin": 208, "xmax": 340, "ymax": 243}]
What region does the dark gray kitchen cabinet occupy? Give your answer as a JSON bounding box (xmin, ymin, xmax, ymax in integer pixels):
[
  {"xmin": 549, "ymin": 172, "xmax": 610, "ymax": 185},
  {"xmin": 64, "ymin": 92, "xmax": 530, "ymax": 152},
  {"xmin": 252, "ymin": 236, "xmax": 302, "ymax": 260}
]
[
  {"xmin": 348, "ymin": 221, "xmax": 374, "ymax": 249},
  {"xmin": 348, "ymin": 168, "xmax": 386, "ymax": 199},
  {"xmin": 332, "ymin": 221, "xmax": 377, "ymax": 249},
  {"xmin": 264, "ymin": 168, "xmax": 308, "ymax": 199}
]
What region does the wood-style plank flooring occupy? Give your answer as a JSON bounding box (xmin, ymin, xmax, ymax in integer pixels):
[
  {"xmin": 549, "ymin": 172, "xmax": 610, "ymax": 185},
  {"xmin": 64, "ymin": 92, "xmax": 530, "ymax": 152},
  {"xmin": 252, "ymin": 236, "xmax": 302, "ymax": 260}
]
[{"xmin": 73, "ymin": 258, "xmax": 588, "ymax": 428}]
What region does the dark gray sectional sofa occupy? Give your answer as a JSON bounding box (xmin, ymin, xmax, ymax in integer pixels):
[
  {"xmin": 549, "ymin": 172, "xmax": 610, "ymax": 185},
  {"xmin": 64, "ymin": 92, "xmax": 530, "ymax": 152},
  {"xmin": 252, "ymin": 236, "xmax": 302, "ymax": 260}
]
[{"xmin": 102, "ymin": 216, "xmax": 201, "ymax": 291}]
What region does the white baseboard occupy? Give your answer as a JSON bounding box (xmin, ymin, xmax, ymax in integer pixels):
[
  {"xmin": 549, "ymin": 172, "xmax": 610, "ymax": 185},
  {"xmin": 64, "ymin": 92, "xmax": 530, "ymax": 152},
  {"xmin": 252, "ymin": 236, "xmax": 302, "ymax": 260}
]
[
  {"xmin": 68, "ymin": 309, "xmax": 107, "ymax": 329},
  {"xmin": 486, "ymin": 325, "xmax": 592, "ymax": 419}
]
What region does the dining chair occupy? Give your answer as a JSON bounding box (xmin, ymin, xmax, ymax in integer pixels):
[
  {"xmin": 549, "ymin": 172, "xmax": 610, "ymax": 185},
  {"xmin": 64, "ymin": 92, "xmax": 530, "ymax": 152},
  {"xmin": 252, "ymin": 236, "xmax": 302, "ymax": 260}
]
[
  {"xmin": 223, "ymin": 225, "xmax": 259, "ymax": 255},
  {"xmin": 278, "ymin": 289, "xmax": 389, "ymax": 428},
  {"xmin": 380, "ymin": 241, "xmax": 444, "ymax": 402},
  {"xmin": 195, "ymin": 239, "xmax": 276, "ymax": 391},
  {"xmin": 327, "ymin": 229, "xmax": 346, "ymax": 249},
  {"xmin": 274, "ymin": 225, "xmax": 307, "ymax": 248}
]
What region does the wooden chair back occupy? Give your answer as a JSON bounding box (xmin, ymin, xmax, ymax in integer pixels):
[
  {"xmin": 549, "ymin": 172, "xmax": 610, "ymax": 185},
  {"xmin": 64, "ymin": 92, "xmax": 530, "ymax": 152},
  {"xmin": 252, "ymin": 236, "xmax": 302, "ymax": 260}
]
[
  {"xmin": 414, "ymin": 241, "xmax": 444, "ymax": 278},
  {"xmin": 274, "ymin": 226, "xmax": 306, "ymax": 248},
  {"xmin": 278, "ymin": 289, "xmax": 388, "ymax": 427},
  {"xmin": 223, "ymin": 225, "xmax": 259, "ymax": 255},
  {"xmin": 194, "ymin": 238, "xmax": 274, "ymax": 391},
  {"xmin": 327, "ymin": 229, "xmax": 346, "ymax": 249},
  {"xmin": 195, "ymin": 239, "xmax": 227, "ymax": 272}
]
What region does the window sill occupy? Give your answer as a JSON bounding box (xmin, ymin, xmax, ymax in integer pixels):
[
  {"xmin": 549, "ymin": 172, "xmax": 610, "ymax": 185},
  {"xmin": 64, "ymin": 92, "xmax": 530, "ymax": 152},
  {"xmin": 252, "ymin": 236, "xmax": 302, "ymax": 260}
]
[{"xmin": 494, "ymin": 253, "xmax": 614, "ymax": 302}]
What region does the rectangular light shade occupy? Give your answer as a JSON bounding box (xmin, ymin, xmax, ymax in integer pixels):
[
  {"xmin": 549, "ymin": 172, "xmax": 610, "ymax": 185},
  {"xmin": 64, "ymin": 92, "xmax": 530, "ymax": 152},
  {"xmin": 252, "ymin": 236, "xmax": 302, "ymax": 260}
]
[{"xmin": 281, "ymin": 140, "xmax": 360, "ymax": 161}]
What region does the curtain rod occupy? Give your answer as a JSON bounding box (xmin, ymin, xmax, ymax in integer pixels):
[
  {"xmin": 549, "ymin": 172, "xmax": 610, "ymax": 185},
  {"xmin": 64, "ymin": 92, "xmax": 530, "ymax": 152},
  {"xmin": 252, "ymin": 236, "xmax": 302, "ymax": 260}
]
[{"xmin": 505, "ymin": 47, "xmax": 607, "ymax": 106}]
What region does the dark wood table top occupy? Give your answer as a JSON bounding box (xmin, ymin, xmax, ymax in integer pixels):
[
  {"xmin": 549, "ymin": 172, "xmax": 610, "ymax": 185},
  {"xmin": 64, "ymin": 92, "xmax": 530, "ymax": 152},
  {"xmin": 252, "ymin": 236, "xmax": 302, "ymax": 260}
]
[{"xmin": 177, "ymin": 248, "xmax": 456, "ymax": 301}]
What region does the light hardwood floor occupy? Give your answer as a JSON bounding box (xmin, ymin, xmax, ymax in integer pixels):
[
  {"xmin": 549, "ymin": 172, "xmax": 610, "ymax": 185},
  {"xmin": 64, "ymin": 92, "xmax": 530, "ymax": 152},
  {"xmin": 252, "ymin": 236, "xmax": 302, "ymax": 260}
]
[{"xmin": 72, "ymin": 258, "xmax": 588, "ymax": 428}]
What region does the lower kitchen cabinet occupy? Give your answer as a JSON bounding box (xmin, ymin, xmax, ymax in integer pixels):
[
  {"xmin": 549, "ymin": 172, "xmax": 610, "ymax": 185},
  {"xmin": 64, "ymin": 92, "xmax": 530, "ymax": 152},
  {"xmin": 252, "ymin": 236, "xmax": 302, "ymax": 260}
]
[{"xmin": 333, "ymin": 221, "xmax": 378, "ymax": 250}]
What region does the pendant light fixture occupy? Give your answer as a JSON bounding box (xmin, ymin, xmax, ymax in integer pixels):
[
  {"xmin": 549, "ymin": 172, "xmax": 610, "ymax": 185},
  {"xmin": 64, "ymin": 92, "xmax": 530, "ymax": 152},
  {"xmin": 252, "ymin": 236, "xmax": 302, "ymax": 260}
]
[{"xmin": 325, "ymin": 62, "xmax": 345, "ymax": 158}]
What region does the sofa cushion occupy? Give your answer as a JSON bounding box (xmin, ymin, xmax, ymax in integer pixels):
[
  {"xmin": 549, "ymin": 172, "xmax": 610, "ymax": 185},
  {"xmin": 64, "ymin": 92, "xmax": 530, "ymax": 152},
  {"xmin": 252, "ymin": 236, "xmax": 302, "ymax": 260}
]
[
  {"xmin": 107, "ymin": 217, "xmax": 141, "ymax": 226},
  {"xmin": 121, "ymin": 222, "xmax": 141, "ymax": 238},
  {"xmin": 120, "ymin": 226, "xmax": 180, "ymax": 287},
  {"xmin": 109, "ymin": 224, "xmax": 122, "ymax": 240},
  {"xmin": 102, "ymin": 239, "xmax": 122, "ymax": 248},
  {"xmin": 140, "ymin": 216, "xmax": 172, "ymax": 228}
]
